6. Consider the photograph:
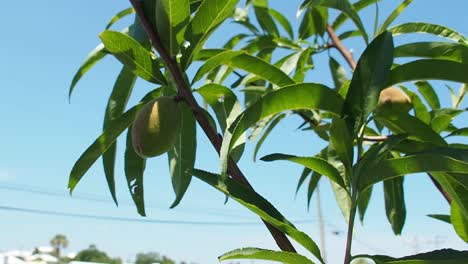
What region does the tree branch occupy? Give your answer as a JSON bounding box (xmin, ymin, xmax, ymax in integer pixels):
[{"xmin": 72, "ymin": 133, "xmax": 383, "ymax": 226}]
[{"xmin": 129, "ymin": 0, "xmax": 296, "ymax": 253}]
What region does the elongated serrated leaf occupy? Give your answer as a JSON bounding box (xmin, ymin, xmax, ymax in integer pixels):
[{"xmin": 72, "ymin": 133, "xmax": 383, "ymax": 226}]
[
  {"xmin": 69, "ymin": 43, "xmax": 107, "ymax": 99},
  {"xmin": 219, "ymin": 83, "xmax": 343, "ymax": 178},
  {"xmin": 253, "ymin": 113, "xmax": 287, "ymax": 161},
  {"xmin": 168, "ymin": 102, "xmax": 196, "ymax": 208},
  {"xmin": 100, "ymin": 31, "xmax": 166, "ymax": 84},
  {"xmin": 253, "ymin": 2, "xmax": 279, "ymax": 37},
  {"xmin": 389, "ymin": 22, "xmax": 468, "ymax": 45},
  {"xmin": 124, "ymin": 127, "xmax": 146, "ymax": 216},
  {"xmin": 427, "ymin": 214, "xmax": 451, "ymax": 224},
  {"xmin": 377, "ymin": 0, "xmax": 413, "ymax": 34},
  {"xmin": 307, "ymin": 172, "xmax": 322, "ymax": 210},
  {"xmin": 384, "ymin": 177, "xmax": 406, "ymax": 235},
  {"xmin": 394, "ymin": 42, "xmax": 468, "ymax": 63},
  {"xmin": 297, "ymin": 167, "xmax": 312, "ymax": 195},
  {"xmin": 359, "ymin": 152, "xmax": 468, "ymax": 190},
  {"xmin": 451, "ymin": 202, "xmax": 468, "ymax": 242},
  {"xmin": 106, "ymin": 7, "xmax": 135, "ymax": 30},
  {"xmin": 374, "ymin": 111, "xmax": 447, "ymax": 147},
  {"xmin": 415, "ymin": 81, "xmax": 440, "ymax": 110},
  {"xmin": 329, "ymin": 118, "xmax": 353, "ymax": 176},
  {"xmin": 332, "ymin": 0, "xmax": 381, "ymax": 30},
  {"xmin": 102, "ymin": 67, "xmax": 137, "ymax": 205},
  {"xmin": 358, "ymin": 186, "xmax": 372, "ymax": 222},
  {"xmin": 307, "ymin": 0, "xmax": 369, "ymax": 43},
  {"xmin": 154, "ymin": 0, "xmax": 190, "ymax": 56},
  {"xmin": 329, "ymin": 56, "xmax": 348, "ymax": 89},
  {"xmin": 192, "ymin": 169, "xmax": 324, "ymax": 263},
  {"xmin": 261, "ymin": 153, "xmax": 346, "ymax": 189},
  {"xmin": 219, "ymin": 248, "xmax": 315, "ymax": 264},
  {"xmin": 299, "ymin": 7, "xmax": 316, "ymax": 40},
  {"xmin": 269, "ymin": 8, "xmax": 294, "ymax": 39},
  {"xmin": 183, "ymin": 0, "xmax": 239, "ymax": 67},
  {"xmin": 356, "ymin": 249, "xmax": 468, "ymax": 264},
  {"xmin": 343, "ymin": 31, "xmax": 394, "ymax": 134},
  {"xmin": 68, "ymin": 89, "xmax": 162, "ymax": 193},
  {"xmin": 193, "ymin": 51, "xmax": 294, "ymax": 87}
]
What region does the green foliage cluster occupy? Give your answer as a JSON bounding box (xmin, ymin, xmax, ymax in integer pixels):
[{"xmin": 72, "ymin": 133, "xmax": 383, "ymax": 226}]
[
  {"xmin": 68, "ymin": 0, "xmax": 468, "ymax": 263},
  {"xmin": 74, "ymin": 245, "xmax": 122, "ymax": 264}
]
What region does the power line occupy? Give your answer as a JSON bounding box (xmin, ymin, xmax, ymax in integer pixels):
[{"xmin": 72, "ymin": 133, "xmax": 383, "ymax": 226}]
[{"xmin": 0, "ymin": 205, "xmax": 315, "ymax": 226}]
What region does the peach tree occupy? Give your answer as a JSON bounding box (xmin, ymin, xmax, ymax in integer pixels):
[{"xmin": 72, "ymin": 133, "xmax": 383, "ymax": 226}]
[{"xmin": 68, "ymin": 0, "xmax": 468, "ymax": 263}]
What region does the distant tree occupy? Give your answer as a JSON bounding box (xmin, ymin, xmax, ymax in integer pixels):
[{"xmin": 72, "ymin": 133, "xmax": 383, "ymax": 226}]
[
  {"xmin": 75, "ymin": 245, "xmax": 122, "ymax": 264},
  {"xmin": 50, "ymin": 234, "xmax": 68, "ymax": 258},
  {"xmin": 135, "ymin": 252, "xmax": 175, "ymax": 264}
]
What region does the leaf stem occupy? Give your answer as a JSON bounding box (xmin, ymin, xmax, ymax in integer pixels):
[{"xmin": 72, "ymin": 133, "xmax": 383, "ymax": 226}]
[
  {"xmin": 128, "ymin": 0, "xmax": 296, "ymax": 253},
  {"xmin": 343, "ymin": 194, "xmax": 357, "ymax": 264}
]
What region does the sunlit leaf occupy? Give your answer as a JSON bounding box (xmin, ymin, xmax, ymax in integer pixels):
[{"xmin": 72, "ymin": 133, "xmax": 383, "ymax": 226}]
[
  {"xmin": 427, "ymin": 214, "xmax": 451, "ymax": 224},
  {"xmin": 415, "ymin": 81, "xmax": 440, "ymax": 110},
  {"xmin": 332, "ymin": 0, "xmax": 381, "ymax": 30},
  {"xmin": 329, "ymin": 56, "xmax": 348, "ymax": 89},
  {"xmin": 183, "ymin": 0, "xmax": 239, "ymax": 67},
  {"xmin": 389, "ymin": 22, "xmax": 468, "ymax": 45},
  {"xmin": 451, "ymin": 201, "xmax": 468, "ymax": 242},
  {"xmin": 100, "ymin": 31, "xmax": 167, "ymax": 84},
  {"xmin": 261, "ymin": 153, "xmax": 346, "ymax": 189},
  {"xmin": 377, "ymin": 0, "xmax": 413, "ymax": 34},
  {"xmin": 105, "ymin": 7, "xmax": 135, "ymax": 30},
  {"xmin": 269, "ymin": 8, "xmax": 294, "ymax": 39},
  {"xmin": 192, "ymin": 169, "xmax": 324, "ymax": 263},
  {"xmin": 155, "ymin": 0, "xmax": 191, "ymax": 56},
  {"xmin": 253, "ymin": 113, "xmax": 287, "ymax": 161},
  {"xmin": 355, "ymin": 249, "xmax": 468, "ymax": 263},
  {"xmin": 394, "ymin": 42, "xmax": 468, "ymax": 63},
  {"xmin": 219, "ymin": 248, "xmax": 315, "ymax": 264}
]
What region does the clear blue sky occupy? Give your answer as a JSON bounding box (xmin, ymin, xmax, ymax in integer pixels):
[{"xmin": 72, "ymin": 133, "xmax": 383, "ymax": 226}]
[{"xmin": 0, "ymin": 1, "xmax": 467, "ymax": 264}]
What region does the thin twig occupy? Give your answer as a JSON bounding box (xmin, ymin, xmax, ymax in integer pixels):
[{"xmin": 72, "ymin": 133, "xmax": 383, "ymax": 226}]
[{"xmin": 129, "ymin": 0, "xmax": 296, "ymax": 253}]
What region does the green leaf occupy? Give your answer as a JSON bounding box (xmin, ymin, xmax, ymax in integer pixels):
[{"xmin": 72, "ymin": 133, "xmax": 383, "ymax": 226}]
[
  {"xmin": 431, "ymin": 172, "xmax": 468, "ymax": 219},
  {"xmin": 192, "ymin": 169, "xmax": 324, "ymax": 263},
  {"xmin": 431, "ymin": 108, "xmax": 466, "ymax": 133},
  {"xmin": 168, "ymin": 102, "xmax": 197, "ymax": 208},
  {"xmin": 219, "ymin": 83, "xmax": 343, "ymax": 178},
  {"xmin": 389, "ymin": 22, "xmax": 468, "ymax": 45},
  {"xmin": 329, "ymin": 56, "xmax": 348, "ymax": 89},
  {"xmin": 193, "ymin": 51, "xmax": 294, "ymax": 87},
  {"xmin": 415, "ymin": 81, "xmax": 440, "ymax": 110},
  {"xmin": 68, "ymin": 89, "xmax": 162, "ymax": 193},
  {"xmin": 343, "ymin": 31, "xmax": 394, "ymax": 134},
  {"xmin": 253, "ymin": 1, "xmax": 279, "ymax": 37},
  {"xmin": 307, "ymin": 0, "xmax": 369, "ymax": 43},
  {"xmin": 452, "ymin": 201, "xmax": 468, "ymax": 242},
  {"xmin": 261, "ymin": 153, "xmax": 346, "ymax": 190},
  {"xmin": 105, "ymin": 7, "xmax": 135, "ymax": 30},
  {"xmin": 377, "ymin": 0, "xmax": 413, "ymax": 34},
  {"xmin": 331, "ymin": 180, "xmax": 351, "ymax": 223},
  {"xmin": 394, "ymin": 42, "xmax": 468, "ymax": 63},
  {"xmin": 124, "ymin": 127, "xmax": 147, "ymax": 216},
  {"xmin": 374, "ymin": 111, "xmax": 447, "ymax": 147},
  {"xmin": 183, "ymin": 0, "xmax": 239, "ymax": 67},
  {"xmin": 307, "ymin": 172, "xmax": 322, "ymax": 210},
  {"xmin": 358, "ymin": 186, "xmax": 372, "ymax": 222},
  {"xmin": 359, "ymin": 152, "xmax": 468, "ymax": 190},
  {"xmin": 329, "ymin": 118, "xmax": 353, "ymax": 177},
  {"xmin": 356, "ymin": 249, "xmax": 468, "ymax": 263},
  {"xmin": 155, "ymin": 0, "xmax": 191, "ymax": 56},
  {"xmin": 99, "ymin": 31, "xmax": 167, "ymax": 84},
  {"xmin": 427, "ymin": 214, "xmax": 451, "ymax": 224},
  {"xmin": 102, "ymin": 67, "xmax": 137, "ymax": 205},
  {"xmin": 299, "ymin": 7, "xmax": 328, "ymax": 39},
  {"xmin": 253, "ymin": 113, "xmax": 287, "ymax": 161},
  {"xmin": 446, "ymin": 127, "xmax": 468, "ymax": 138},
  {"xmin": 219, "ymin": 248, "xmax": 315, "ymax": 264},
  {"xmin": 332, "ymin": 0, "xmax": 381, "ymax": 30},
  {"xmin": 69, "ymin": 43, "xmax": 107, "ymax": 99},
  {"xmin": 269, "ymin": 8, "xmax": 294, "ymax": 39},
  {"xmin": 296, "ymin": 167, "xmax": 312, "ymax": 195},
  {"xmin": 384, "ymin": 177, "xmax": 406, "ymax": 235},
  {"xmin": 399, "ymin": 86, "xmax": 431, "ymax": 124}
]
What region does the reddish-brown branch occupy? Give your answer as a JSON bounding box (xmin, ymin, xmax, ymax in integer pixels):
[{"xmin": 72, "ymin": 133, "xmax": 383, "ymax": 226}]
[
  {"xmin": 326, "ymin": 25, "xmax": 357, "ymax": 69},
  {"xmin": 129, "ymin": 0, "xmax": 296, "ymax": 253},
  {"xmin": 428, "ymin": 173, "xmax": 453, "ymax": 203}
]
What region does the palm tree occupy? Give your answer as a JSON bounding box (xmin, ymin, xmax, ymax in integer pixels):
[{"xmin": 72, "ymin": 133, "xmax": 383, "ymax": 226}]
[{"xmin": 50, "ymin": 234, "xmax": 68, "ymax": 258}]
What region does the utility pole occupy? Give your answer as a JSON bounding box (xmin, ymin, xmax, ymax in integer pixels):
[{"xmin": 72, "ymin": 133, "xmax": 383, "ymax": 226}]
[{"xmin": 316, "ymin": 183, "xmax": 327, "ymax": 263}]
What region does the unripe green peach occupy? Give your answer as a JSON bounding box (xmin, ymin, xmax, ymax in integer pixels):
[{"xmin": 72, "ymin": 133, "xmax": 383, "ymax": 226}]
[
  {"xmin": 132, "ymin": 96, "xmax": 181, "ymax": 158},
  {"xmin": 376, "ymin": 86, "xmax": 412, "ymax": 113}
]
